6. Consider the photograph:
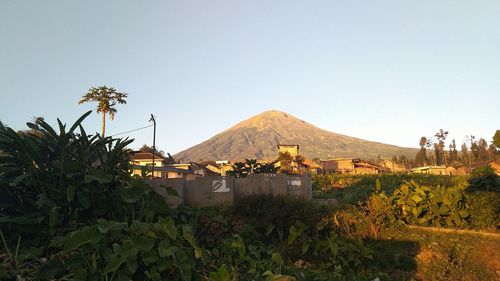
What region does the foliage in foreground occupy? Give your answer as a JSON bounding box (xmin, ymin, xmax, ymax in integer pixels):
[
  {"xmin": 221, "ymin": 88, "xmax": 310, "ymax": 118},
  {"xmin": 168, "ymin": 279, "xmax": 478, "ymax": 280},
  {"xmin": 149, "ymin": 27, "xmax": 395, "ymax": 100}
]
[
  {"xmin": 0, "ymin": 113, "xmax": 376, "ymax": 280},
  {"xmin": 312, "ymin": 173, "xmax": 469, "ymax": 204},
  {"xmin": 361, "ymin": 180, "xmax": 470, "ymax": 229},
  {"xmin": 0, "ymin": 112, "xmax": 199, "ymax": 279},
  {"xmin": 1, "ymin": 113, "xmax": 498, "ymax": 280}
]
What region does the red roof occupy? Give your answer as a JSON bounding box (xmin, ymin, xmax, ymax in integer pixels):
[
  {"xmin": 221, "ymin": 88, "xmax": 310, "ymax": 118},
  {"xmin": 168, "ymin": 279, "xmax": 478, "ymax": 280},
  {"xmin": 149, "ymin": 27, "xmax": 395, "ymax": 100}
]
[{"xmin": 129, "ymin": 152, "xmax": 164, "ymax": 161}]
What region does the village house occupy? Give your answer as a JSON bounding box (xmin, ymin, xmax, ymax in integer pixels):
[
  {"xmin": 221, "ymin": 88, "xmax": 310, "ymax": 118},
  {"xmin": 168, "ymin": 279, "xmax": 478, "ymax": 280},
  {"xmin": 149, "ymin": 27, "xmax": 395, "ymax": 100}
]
[
  {"xmin": 129, "ymin": 151, "xmax": 197, "ymax": 180},
  {"xmin": 277, "ymin": 144, "xmax": 299, "ymax": 157},
  {"xmin": 320, "ymin": 158, "xmax": 381, "ymax": 174},
  {"xmin": 276, "ymin": 144, "xmax": 306, "ymax": 174},
  {"xmin": 302, "ymin": 159, "xmax": 322, "ymax": 174},
  {"xmin": 203, "ymin": 160, "xmax": 234, "ymax": 176},
  {"xmin": 167, "ymin": 162, "xmax": 219, "ymax": 177},
  {"xmin": 378, "ymin": 159, "xmax": 406, "ymax": 172},
  {"xmin": 129, "ymin": 151, "xmax": 166, "ymax": 178},
  {"xmin": 411, "ymin": 165, "xmax": 457, "ymax": 176},
  {"xmin": 470, "ymin": 160, "xmax": 500, "ymax": 175},
  {"xmin": 451, "ymin": 163, "xmax": 469, "ymax": 175}
]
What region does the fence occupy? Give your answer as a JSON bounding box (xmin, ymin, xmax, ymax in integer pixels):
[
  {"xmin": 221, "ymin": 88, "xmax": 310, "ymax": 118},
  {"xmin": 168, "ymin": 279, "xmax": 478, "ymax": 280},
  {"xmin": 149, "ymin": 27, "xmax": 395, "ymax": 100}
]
[{"xmin": 146, "ymin": 173, "xmax": 312, "ymax": 207}]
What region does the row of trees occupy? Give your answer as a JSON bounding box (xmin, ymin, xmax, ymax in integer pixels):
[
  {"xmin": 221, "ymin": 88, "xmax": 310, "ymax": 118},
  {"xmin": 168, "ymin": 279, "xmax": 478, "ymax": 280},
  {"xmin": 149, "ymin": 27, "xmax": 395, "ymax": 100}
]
[{"xmin": 414, "ymin": 129, "xmax": 499, "ymax": 167}]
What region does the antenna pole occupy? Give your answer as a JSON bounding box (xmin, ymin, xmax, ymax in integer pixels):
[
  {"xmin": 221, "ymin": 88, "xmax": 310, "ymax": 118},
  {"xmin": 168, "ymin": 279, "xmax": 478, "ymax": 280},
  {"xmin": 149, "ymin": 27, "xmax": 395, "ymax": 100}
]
[{"xmin": 149, "ymin": 114, "xmax": 156, "ymax": 179}]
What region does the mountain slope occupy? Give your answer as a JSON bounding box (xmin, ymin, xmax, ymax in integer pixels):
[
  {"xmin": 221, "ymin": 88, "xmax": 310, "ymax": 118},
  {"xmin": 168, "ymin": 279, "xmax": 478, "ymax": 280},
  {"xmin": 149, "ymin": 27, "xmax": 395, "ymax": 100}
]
[{"xmin": 174, "ymin": 110, "xmax": 417, "ymax": 161}]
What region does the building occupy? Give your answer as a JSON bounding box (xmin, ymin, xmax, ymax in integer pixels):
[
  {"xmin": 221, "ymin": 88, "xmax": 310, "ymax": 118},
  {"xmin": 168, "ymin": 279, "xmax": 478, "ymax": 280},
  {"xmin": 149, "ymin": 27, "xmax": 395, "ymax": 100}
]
[
  {"xmin": 276, "ymin": 144, "xmax": 305, "ymax": 174},
  {"xmin": 302, "ymin": 159, "xmax": 322, "ymax": 174},
  {"xmin": 203, "ymin": 161, "xmax": 234, "ymax": 176},
  {"xmin": 167, "ymin": 162, "xmax": 219, "ymax": 177},
  {"xmin": 452, "ymin": 164, "xmax": 470, "ymax": 175},
  {"xmin": 320, "ymin": 158, "xmax": 381, "ymax": 174},
  {"xmin": 378, "ymin": 159, "xmax": 406, "ymax": 172},
  {"xmin": 277, "ymin": 144, "xmax": 299, "ymax": 157},
  {"xmin": 130, "ymin": 151, "xmax": 197, "ymax": 180},
  {"xmin": 471, "ymin": 160, "xmax": 500, "ymax": 175},
  {"xmin": 490, "ymin": 161, "xmax": 500, "ymax": 175},
  {"xmin": 130, "ymin": 152, "xmax": 167, "ymax": 178},
  {"xmin": 411, "ymin": 165, "xmax": 457, "ymax": 176}
]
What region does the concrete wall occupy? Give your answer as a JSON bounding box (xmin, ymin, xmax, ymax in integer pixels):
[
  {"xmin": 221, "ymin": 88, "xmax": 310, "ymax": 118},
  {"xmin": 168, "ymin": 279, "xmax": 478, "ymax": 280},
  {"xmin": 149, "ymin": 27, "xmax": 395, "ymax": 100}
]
[
  {"xmin": 148, "ymin": 174, "xmax": 312, "ymax": 207},
  {"xmin": 146, "ymin": 178, "xmax": 184, "ymax": 208}
]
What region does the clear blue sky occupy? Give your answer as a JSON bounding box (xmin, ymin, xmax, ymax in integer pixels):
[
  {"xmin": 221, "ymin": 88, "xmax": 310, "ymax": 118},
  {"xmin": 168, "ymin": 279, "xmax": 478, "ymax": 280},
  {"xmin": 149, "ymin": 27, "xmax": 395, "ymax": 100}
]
[{"xmin": 1, "ymin": 0, "xmax": 499, "ymax": 155}]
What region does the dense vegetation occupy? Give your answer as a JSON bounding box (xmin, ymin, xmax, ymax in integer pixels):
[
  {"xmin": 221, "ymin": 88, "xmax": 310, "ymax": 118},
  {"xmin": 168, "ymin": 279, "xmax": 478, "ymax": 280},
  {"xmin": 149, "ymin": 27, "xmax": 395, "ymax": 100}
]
[{"xmin": 1, "ymin": 113, "xmax": 499, "ymax": 280}]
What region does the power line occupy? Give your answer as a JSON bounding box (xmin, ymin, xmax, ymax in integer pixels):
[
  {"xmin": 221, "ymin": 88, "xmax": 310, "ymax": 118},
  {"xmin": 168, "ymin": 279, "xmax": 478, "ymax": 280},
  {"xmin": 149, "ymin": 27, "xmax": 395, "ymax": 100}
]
[{"xmin": 110, "ymin": 124, "xmax": 153, "ymax": 137}]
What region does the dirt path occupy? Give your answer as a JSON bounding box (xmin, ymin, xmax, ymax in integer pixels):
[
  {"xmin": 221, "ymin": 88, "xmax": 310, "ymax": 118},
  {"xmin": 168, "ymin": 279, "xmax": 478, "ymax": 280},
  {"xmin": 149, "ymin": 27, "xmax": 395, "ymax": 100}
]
[{"xmin": 406, "ymin": 225, "xmax": 500, "ymax": 238}]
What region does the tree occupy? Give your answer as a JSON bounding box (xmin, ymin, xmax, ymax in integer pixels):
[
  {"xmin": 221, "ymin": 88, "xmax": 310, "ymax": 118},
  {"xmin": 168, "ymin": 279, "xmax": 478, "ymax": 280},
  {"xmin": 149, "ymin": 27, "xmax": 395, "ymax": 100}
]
[
  {"xmin": 226, "ymin": 159, "xmax": 278, "ymax": 178},
  {"xmin": 433, "ymin": 143, "xmax": 442, "ymax": 166},
  {"xmin": 448, "ymin": 139, "xmax": 458, "ymax": 163},
  {"xmin": 460, "ymin": 143, "xmax": 470, "ymax": 167},
  {"xmin": 140, "ymin": 144, "xmax": 165, "ymax": 157},
  {"xmin": 278, "ymin": 152, "xmax": 294, "ymax": 174},
  {"xmin": 477, "ymin": 138, "xmax": 489, "ymax": 161},
  {"xmin": 493, "ymin": 130, "xmax": 500, "ymax": 150},
  {"xmin": 469, "ymin": 135, "xmax": 479, "ymax": 163},
  {"xmin": 78, "ymin": 86, "xmax": 128, "ymax": 137},
  {"xmin": 434, "ymin": 129, "xmax": 448, "ymax": 166},
  {"xmin": 415, "ymin": 136, "xmax": 429, "ymax": 166}
]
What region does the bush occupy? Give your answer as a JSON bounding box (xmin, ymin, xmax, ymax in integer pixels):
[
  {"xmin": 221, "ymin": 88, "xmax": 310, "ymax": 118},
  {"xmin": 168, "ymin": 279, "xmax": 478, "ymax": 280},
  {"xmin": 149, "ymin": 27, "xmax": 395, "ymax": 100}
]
[
  {"xmin": 233, "ymin": 194, "xmax": 332, "ymax": 242},
  {"xmin": 468, "ymin": 166, "xmax": 500, "ymax": 192},
  {"xmin": 0, "ymin": 113, "xmax": 201, "ymax": 280},
  {"xmin": 312, "ymin": 173, "xmax": 468, "ymax": 205},
  {"xmin": 466, "ymin": 191, "xmax": 500, "ymax": 229}
]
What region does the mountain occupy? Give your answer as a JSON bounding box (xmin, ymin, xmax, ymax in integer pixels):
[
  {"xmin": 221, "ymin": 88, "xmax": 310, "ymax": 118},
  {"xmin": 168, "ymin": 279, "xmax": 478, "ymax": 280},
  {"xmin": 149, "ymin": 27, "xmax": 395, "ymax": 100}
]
[{"xmin": 174, "ymin": 110, "xmax": 417, "ymax": 162}]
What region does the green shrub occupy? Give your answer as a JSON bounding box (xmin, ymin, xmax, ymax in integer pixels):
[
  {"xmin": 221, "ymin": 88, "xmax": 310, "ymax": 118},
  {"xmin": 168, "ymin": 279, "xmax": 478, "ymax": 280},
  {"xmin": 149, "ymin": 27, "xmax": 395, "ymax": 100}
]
[
  {"xmin": 365, "ymin": 181, "xmax": 470, "ymax": 228},
  {"xmin": 233, "ymin": 194, "xmax": 332, "ymax": 242},
  {"xmin": 466, "ymin": 191, "xmax": 500, "ymax": 229},
  {"xmin": 36, "ymin": 218, "xmax": 202, "ymax": 280},
  {"xmin": 312, "ymin": 173, "xmax": 468, "ymax": 205},
  {"xmin": 468, "ymin": 166, "xmax": 500, "ymax": 192},
  {"xmin": 0, "ymin": 113, "xmax": 200, "ymax": 279}
]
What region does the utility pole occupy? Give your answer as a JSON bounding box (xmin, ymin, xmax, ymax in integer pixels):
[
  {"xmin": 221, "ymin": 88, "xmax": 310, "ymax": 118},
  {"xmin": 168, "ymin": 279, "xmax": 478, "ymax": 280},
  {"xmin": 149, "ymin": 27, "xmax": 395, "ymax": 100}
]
[{"xmin": 149, "ymin": 114, "xmax": 156, "ymax": 179}]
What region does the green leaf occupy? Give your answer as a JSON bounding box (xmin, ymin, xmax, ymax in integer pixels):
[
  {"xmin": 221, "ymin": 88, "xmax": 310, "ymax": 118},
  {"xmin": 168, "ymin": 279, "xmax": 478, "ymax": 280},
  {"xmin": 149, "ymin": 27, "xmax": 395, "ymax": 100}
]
[
  {"xmin": 97, "ymin": 219, "xmax": 125, "ymax": 234},
  {"xmin": 48, "ymin": 206, "xmax": 59, "ymax": 229},
  {"xmin": 84, "ymin": 174, "xmax": 113, "ymax": 184},
  {"xmin": 76, "ymin": 191, "xmax": 91, "ymax": 209},
  {"xmin": 182, "ymin": 225, "xmax": 197, "ymax": 249},
  {"xmin": 103, "ymin": 254, "xmax": 128, "ymax": 274},
  {"xmin": 71, "ymin": 268, "xmax": 88, "ymax": 281},
  {"xmin": 194, "ymin": 247, "xmax": 202, "ymax": 259},
  {"xmin": 438, "ymin": 206, "xmax": 450, "ymax": 215},
  {"xmin": 410, "ymin": 195, "xmax": 423, "ymax": 203},
  {"xmin": 63, "ymin": 227, "xmax": 102, "ymax": 252},
  {"xmin": 375, "ymin": 178, "xmax": 381, "ymax": 192},
  {"xmin": 265, "ymin": 224, "xmax": 275, "ymax": 237},
  {"xmin": 158, "ymin": 241, "xmax": 178, "ymax": 257},
  {"xmin": 67, "ymin": 185, "xmax": 76, "ymax": 202},
  {"xmin": 17, "ymin": 247, "xmax": 42, "ymax": 262},
  {"xmin": 302, "ymin": 242, "xmax": 310, "ymax": 255},
  {"xmin": 458, "ymin": 209, "xmax": 470, "ymax": 219},
  {"xmin": 271, "ymin": 252, "xmax": 284, "ymax": 265},
  {"xmin": 120, "ymin": 187, "xmax": 144, "ymax": 203},
  {"xmin": 126, "ymin": 255, "xmax": 138, "ymax": 274},
  {"xmin": 174, "ymin": 249, "xmax": 192, "ymax": 281},
  {"xmin": 209, "ymin": 264, "xmax": 231, "ymax": 281},
  {"xmin": 287, "ymin": 222, "xmax": 306, "ymax": 245},
  {"xmin": 159, "ymin": 217, "xmax": 178, "ymax": 240},
  {"xmin": 36, "ymin": 257, "xmax": 65, "ymax": 279},
  {"xmin": 146, "ymin": 269, "xmax": 162, "ymax": 281},
  {"xmin": 131, "ymin": 235, "xmax": 155, "ymax": 252},
  {"xmin": 143, "ymin": 250, "xmax": 159, "ymax": 265}
]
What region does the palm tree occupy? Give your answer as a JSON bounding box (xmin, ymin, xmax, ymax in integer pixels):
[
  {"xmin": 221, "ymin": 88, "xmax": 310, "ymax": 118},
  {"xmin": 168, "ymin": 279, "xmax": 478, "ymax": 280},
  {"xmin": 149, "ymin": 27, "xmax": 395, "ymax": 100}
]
[{"xmin": 78, "ymin": 86, "xmax": 128, "ymax": 136}]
